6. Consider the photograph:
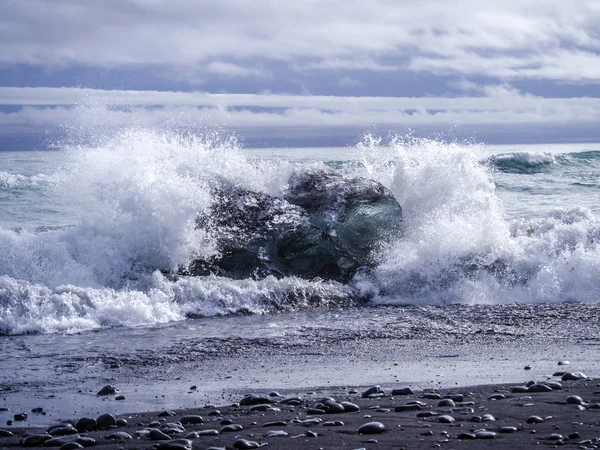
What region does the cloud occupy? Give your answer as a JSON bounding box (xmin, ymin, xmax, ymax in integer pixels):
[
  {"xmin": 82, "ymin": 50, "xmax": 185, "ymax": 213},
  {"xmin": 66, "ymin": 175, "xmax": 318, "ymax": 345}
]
[
  {"xmin": 0, "ymin": 86, "xmax": 598, "ymax": 137},
  {"xmin": 1, "ymin": 0, "xmax": 599, "ymax": 82}
]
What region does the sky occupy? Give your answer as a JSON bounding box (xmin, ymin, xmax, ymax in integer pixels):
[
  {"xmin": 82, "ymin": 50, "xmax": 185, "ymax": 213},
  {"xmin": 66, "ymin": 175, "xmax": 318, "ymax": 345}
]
[{"xmin": 1, "ymin": 0, "xmax": 600, "ymax": 148}]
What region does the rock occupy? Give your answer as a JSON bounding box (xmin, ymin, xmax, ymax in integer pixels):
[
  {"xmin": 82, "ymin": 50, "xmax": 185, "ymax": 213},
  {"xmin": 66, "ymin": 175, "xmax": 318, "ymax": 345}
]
[
  {"xmin": 220, "ymin": 424, "xmax": 243, "ymax": 433},
  {"xmin": 422, "ymin": 393, "xmax": 441, "ymax": 400},
  {"xmin": 511, "ymin": 386, "xmax": 529, "ymax": 393},
  {"xmin": 115, "ymin": 395, "xmax": 125, "ymax": 401},
  {"xmin": 561, "ymin": 372, "xmax": 588, "ymax": 381},
  {"xmin": 105, "ymin": 431, "xmax": 132, "ymax": 440},
  {"xmin": 96, "ymin": 385, "xmax": 118, "ymax": 396},
  {"xmin": 233, "ymin": 439, "xmax": 260, "ymax": 449},
  {"xmin": 321, "ymin": 421, "xmax": 344, "ymax": 426},
  {"xmin": 239, "ymin": 394, "xmax": 275, "ymax": 406},
  {"xmin": 566, "ymin": 395, "xmax": 584, "ymax": 404},
  {"xmin": 361, "ymin": 386, "xmax": 382, "ymax": 398},
  {"xmin": 47, "ymin": 424, "xmax": 78, "ymax": 436},
  {"xmin": 263, "ymin": 421, "xmax": 287, "ymax": 427},
  {"xmin": 269, "ymin": 391, "xmax": 281, "ymax": 397},
  {"xmin": 207, "ymin": 409, "xmax": 222, "ymax": 416},
  {"xmin": 59, "ymin": 443, "xmax": 83, "ymax": 450},
  {"xmin": 437, "ymin": 399, "xmax": 455, "ymax": 407},
  {"xmin": 21, "ymin": 434, "xmax": 53, "ymax": 446},
  {"xmin": 307, "ymin": 408, "xmax": 327, "ymax": 415},
  {"xmin": 197, "ymin": 429, "xmax": 219, "ymax": 436},
  {"xmin": 443, "ymin": 394, "xmax": 464, "ymax": 402},
  {"xmin": 116, "ymin": 418, "xmax": 127, "ymax": 427},
  {"xmin": 153, "ymin": 439, "xmax": 193, "ymax": 450},
  {"xmin": 417, "ymin": 411, "xmax": 438, "ymax": 418},
  {"xmin": 395, "ymin": 404, "xmax": 421, "ymax": 412},
  {"xmin": 488, "ymin": 394, "xmax": 506, "ymax": 400},
  {"xmin": 266, "ymin": 430, "xmax": 288, "ymax": 437},
  {"xmin": 96, "ymin": 413, "xmax": 116, "ymax": 429},
  {"xmin": 526, "ymin": 415, "xmax": 544, "ymax": 424},
  {"xmin": 180, "ymin": 415, "xmax": 204, "ymax": 425},
  {"xmin": 500, "ymin": 426, "xmax": 518, "ymax": 433},
  {"xmin": 42, "ymin": 434, "xmax": 81, "ymax": 446},
  {"xmin": 528, "ymin": 383, "xmax": 553, "ymax": 393},
  {"xmin": 357, "ymin": 422, "xmax": 385, "ymax": 434},
  {"xmin": 148, "ymin": 428, "xmax": 172, "ymax": 440},
  {"xmin": 438, "ymin": 415, "xmax": 455, "ymax": 423},
  {"xmin": 75, "ymin": 418, "xmax": 97, "ymax": 432},
  {"xmin": 557, "ymin": 361, "xmax": 569, "ymax": 365},
  {"xmin": 184, "ymin": 171, "xmax": 403, "ymax": 282},
  {"xmin": 32, "ymin": 407, "xmax": 44, "ymax": 414},
  {"xmin": 0, "ymin": 429, "xmax": 13, "ymax": 437},
  {"xmin": 159, "ymin": 423, "xmax": 186, "ymax": 435},
  {"xmin": 482, "ymin": 414, "xmax": 496, "ymax": 422},
  {"xmin": 457, "ymin": 432, "xmax": 476, "ymax": 440},
  {"xmin": 13, "ymin": 412, "xmax": 27, "ymax": 421},
  {"xmin": 545, "ymin": 381, "xmax": 563, "ymax": 390},
  {"xmin": 340, "ymin": 401, "xmax": 360, "ymax": 412},
  {"xmin": 475, "ymin": 430, "xmax": 496, "ymax": 439},
  {"xmin": 323, "ymin": 400, "xmax": 345, "ymax": 414},
  {"xmin": 391, "ymin": 387, "xmax": 413, "ymax": 396},
  {"xmin": 157, "ymin": 410, "xmax": 176, "ymax": 417}
]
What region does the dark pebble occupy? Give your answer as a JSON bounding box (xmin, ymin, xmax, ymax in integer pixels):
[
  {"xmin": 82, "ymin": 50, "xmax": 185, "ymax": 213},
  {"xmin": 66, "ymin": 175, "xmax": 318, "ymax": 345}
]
[
  {"xmin": 475, "ymin": 430, "xmax": 496, "ymax": 439},
  {"xmin": 220, "ymin": 424, "xmax": 243, "ymax": 433},
  {"xmin": 457, "ymin": 432, "xmax": 476, "ymax": 440},
  {"xmin": 0, "ymin": 429, "xmax": 13, "ymax": 437},
  {"xmin": 437, "ymin": 399, "xmax": 455, "ymax": 407},
  {"xmin": 180, "ymin": 415, "xmax": 204, "ymax": 425},
  {"xmin": 566, "ymin": 395, "xmax": 584, "ymax": 405},
  {"xmin": 59, "ymin": 443, "xmax": 84, "ymax": 450},
  {"xmin": 96, "ymin": 385, "xmax": 118, "ymax": 396},
  {"xmin": 158, "ymin": 410, "xmax": 176, "ymax": 417},
  {"xmin": 263, "ymin": 421, "xmax": 287, "ymax": 427},
  {"xmin": 395, "ymin": 404, "xmax": 421, "ymax": 412},
  {"xmin": 422, "ymin": 393, "xmax": 441, "ymax": 400},
  {"xmin": 561, "ymin": 372, "xmax": 587, "ymax": 381},
  {"xmin": 13, "ymin": 412, "xmax": 27, "ymax": 421},
  {"xmin": 391, "ymin": 387, "xmax": 413, "ymax": 396},
  {"xmin": 488, "ymin": 394, "xmax": 505, "ymax": 400},
  {"xmin": 500, "ymin": 426, "xmax": 518, "ymax": 433},
  {"xmin": 153, "ymin": 438, "xmax": 193, "ymax": 450},
  {"xmin": 31, "ymin": 407, "xmax": 44, "ymax": 414},
  {"xmin": 115, "ymin": 395, "xmax": 125, "ymax": 401},
  {"xmin": 105, "ymin": 431, "xmax": 132, "ymax": 440},
  {"xmin": 361, "ymin": 386, "xmax": 382, "ymax": 398},
  {"xmin": 340, "ymin": 401, "xmax": 360, "ymax": 412},
  {"xmin": 239, "ymin": 394, "xmax": 274, "ymax": 406},
  {"xmin": 526, "ymin": 415, "xmax": 544, "ymax": 424},
  {"xmin": 511, "ymin": 386, "xmax": 529, "ymax": 393},
  {"xmin": 444, "ymin": 394, "xmax": 464, "ymax": 402},
  {"xmin": 75, "ymin": 418, "xmax": 97, "ymax": 432},
  {"xmin": 197, "ymin": 429, "xmax": 219, "ymax": 436},
  {"xmin": 96, "ymin": 413, "xmax": 116, "ymax": 429},
  {"xmin": 148, "ymin": 428, "xmax": 172, "ymax": 440},
  {"xmin": 233, "ymin": 439, "xmax": 260, "ymax": 449},
  {"xmin": 357, "ymin": 421, "xmax": 385, "ymax": 434},
  {"xmin": 307, "ymin": 408, "xmax": 327, "ymax": 415},
  {"xmin": 47, "ymin": 424, "xmax": 78, "ymax": 436},
  {"xmin": 116, "ymin": 418, "xmax": 127, "ymax": 427},
  {"xmin": 417, "ymin": 411, "xmax": 439, "ymax": 418},
  {"xmin": 21, "ymin": 434, "xmax": 53, "ymax": 446},
  {"xmin": 438, "ymin": 415, "xmax": 455, "ymax": 423},
  {"xmin": 528, "ymin": 383, "xmax": 553, "ymax": 393},
  {"xmin": 305, "ymin": 430, "xmax": 318, "ymax": 437},
  {"xmin": 207, "ymin": 410, "xmax": 221, "ymax": 416}
]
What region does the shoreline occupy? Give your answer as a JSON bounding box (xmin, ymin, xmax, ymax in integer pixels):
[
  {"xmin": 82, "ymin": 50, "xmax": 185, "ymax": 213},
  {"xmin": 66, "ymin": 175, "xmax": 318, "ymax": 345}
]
[{"xmin": 1, "ymin": 374, "xmax": 599, "ymax": 449}]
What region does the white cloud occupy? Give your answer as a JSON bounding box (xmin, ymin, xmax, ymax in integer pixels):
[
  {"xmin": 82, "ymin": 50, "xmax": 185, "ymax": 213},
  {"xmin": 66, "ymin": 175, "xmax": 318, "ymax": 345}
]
[
  {"xmin": 1, "ymin": 0, "xmax": 599, "ymax": 82},
  {"xmin": 0, "ymin": 86, "xmax": 598, "ymax": 135}
]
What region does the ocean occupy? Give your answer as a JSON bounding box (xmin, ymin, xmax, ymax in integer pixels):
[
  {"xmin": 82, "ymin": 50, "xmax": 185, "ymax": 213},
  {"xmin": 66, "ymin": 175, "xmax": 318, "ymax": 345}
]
[{"xmin": 1, "ymin": 130, "xmax": 599, "ymax": 422}]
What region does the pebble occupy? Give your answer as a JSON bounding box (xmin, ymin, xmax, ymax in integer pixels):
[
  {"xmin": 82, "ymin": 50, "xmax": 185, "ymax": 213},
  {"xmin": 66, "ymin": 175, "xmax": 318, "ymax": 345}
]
[
  {"xmin": 197, "ymin": 429, "xmax": 219, "ymax": 436},
  {"xmin": 158, "ymin": 410, "xmax": 176, "ymax": 417},
  {"xmin": 207, "ymin": 409, "xmax": 221, "ymax": 416},
  {"xmin": 391, "ymin": 387, "xmax": 414, "ymax": 395},
  {"xmin": 266, "ymin": 430, "xmax": 288, "ymax": 437},
  {"xmin": 528, "ymin": 383, "xmax": 553, "ymax": 393},
  {"xmin": 340, "ymin": 401, "xmax": 360, "ymax": 412},
  {"xmin": 322, "ymin": 420, "xmax": 344, "ymax": 426},
  {"xmin": 357, "ymin": 421, "xmax": 385, "ymax": 434},
  {"xmin": 263, "ymin": 420, "xmax": 287, "ymax": 427},
  {"xmin": 437, "ymin": 399, "xmax": 455, "ymax": 407},
  {"xmin": 97, "ymin": 385, "xmax": 118, "ymax": 396},
  {"xmin": 395, "ymin": 404, "xmax": 421, "ymax": 412},
  {"xmin": 362, "ymin": 386, "xmax": 384, "ymax": 398},
  {"xmin": 153, "ymin": 439, "xmax": 193, "ymax": 450},
  {"xmin": 220, "ymin": 424, "xmax": 243, "ymax": 433},
  {"xmin": 105, "ymin": 431, "xmax": 132, "ymax": 440},
  {"xmin": 75, "ymin": 417, "xmax": 97, "ymax": 432},
  {"xmin": 526, "ymin": 415, "xmax": 544, "ymax": 424},
  {"xmin": 115, "ymin": 395, "xmax": 125, "ymax": 400},
  {"xmin": 59, "ymin": 443, "xmax": 83, "ymax": 450},
  {"xmin": 558, "ymin": 361, "xmax": 570, "ymax": 365},
  {"xmin": 482, "ymin": 414, "xmax": 496, "ymax": 422},
  {"xmin": 511, "ymin": 386, "xmax": 529, "ymax": 393},
  {"xmin": 96, "ymin": 413, "xmax": 116, "ymax": 429},
  {"xmin": 47, "ymin": 423, "xmax": 78, "ymax": 436},
  {"xmin": 21, "ymin": 434, "xmax": 53, "ymax": 446},
  {"xmin": 233, "ymin": 439, "xmax": 260, "ymax": 449},
  {"xmin": 548, "ymin": 433, "xmax": 563, "ymax": 440},
  {"xmin": 444, "ymin": 394, "xmax": 464, "ymax": 402},
  {"xmin": 323, "ymin": 400, "xmax": 345, "ymax": 413},
  {"xmin": 475, "ymin": 430, "xmax": 497, "ymax": 439},
  {"xmin": 438, "ymin": 415, "xmax": 455, "ymax": 423},
  {"xmin": 457, "ymin": 432, "xmax": 476, "ymax": 440},
  {"xmin": 566, "ymin": 395, "xmax": 584, "ymax": 405},
  {"xmin": 13, "ymin": 412, "xmax": 27, "ymax": 421},
  {"xmin": 180, "ymin": 415, "xmax": 204, "ymax": 425},
  {"xmin": 561, "ymin": 372, "xmax": 588, "ymax": 381},
  {"xmin": 305, "ymin": 430, "xmax": 318, "ymax": 437},
  {"xmin": 417, "ymin": 411, "xmax": 439, "ymax": 418},
  {"xmin": 499, "ymin": 426, "xmax": 518, "ymax": 433},
  {"xmin": 43, "ymin": 435, "xmax": 82, "ymax": 447},
  {"xmin": 116, "ymin": 418, "xmax": 128, "ymax": 426},
  {"xmin": 148, "ymin": 428, "xmax": 172, "ymax": 440},
  {"xmin": 422, "ymin": 393, "xmax": 442, "ymax": 400},
  {"xmin": 0, "ymin": 429, "xmax": 13, "ymax": 437},
  {"xmin": 488, "ymin": 394, "xmax": 506, "ymax": 400},
  {"xmin": 239, "ymin": 394, "xmax": 274, "ymax": 406}
]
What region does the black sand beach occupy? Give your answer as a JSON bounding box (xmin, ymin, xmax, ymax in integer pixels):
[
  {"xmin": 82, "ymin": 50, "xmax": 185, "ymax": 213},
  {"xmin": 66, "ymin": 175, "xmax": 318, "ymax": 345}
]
[{"xmin": 1, "ymin": 374, "xmax": 599, "ymax": 449}]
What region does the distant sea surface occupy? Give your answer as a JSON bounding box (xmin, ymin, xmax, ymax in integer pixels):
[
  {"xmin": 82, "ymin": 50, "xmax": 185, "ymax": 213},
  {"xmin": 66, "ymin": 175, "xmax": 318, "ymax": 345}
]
[{"xmin": 0, "ymin": 133, "xmax": 599, "ymax": 336}]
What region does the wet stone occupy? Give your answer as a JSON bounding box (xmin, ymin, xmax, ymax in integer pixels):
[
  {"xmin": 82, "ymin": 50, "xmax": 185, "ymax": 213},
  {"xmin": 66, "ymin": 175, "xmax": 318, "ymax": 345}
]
[
  {"xmin": 233, "ymin": 439, "xmax": 260, "ymax": 449},
  {"xmin": 75, "ymin": 418, "xmax": 97, "ymax": 432},
  {"xmin": 116, "ymin": 418, "xmax": 127, "ymax": 427},
  {"xmin": 43, "ymin": 434, "xmax": 82, "ymax": 446},
  {"xmin": 266, "ymin": 430, "xmax": 288, "ymax": 437},
  {"xmin": 180, "ymin": 415, "xmax": 204, "ymax": 425},
  {"xmin": 323, "ymin": 400, "xmax": 345, "ymax": 414},
  {"xmin": 13, "ymin": 413, "xmax": 27, "ymax": 421},
  {"xmin": 457, "ymin": 432, "xmax": 476, "ymax": 440},
  {"xmin": 562, "ymin": 372, "xmax": 588, "ymax": 381},
  {"xmin": 528, "ymin": 383, "xmax": 553, "ymax": 393},
  {"xmin": 526, "ymin": 415, "xmax": 544, "ymax": 424},
  {"xmin": 417, "ymin": 412, "xmax": 439, "ymax": 418},
  {"xmin": 105, "ymin": 431, "xmax": 132, "ymax": 440},
  {"xmin": 444, "ymin": 394, "xmax": 464, "ymax": 402},
  {"xmin": 548, "ymin": 433, "xmax": 563, "ymax": 441},
  {"xmin": 362, "ymin": 386, "xmax": 382, "ymax": 398},
  {"xmin": 437, "ymin": 399, "xmax": 455, "ymax": 407},
  {"xmin": 48, "ymin": 424, "xmax": 78, "ymax": 436},
  {"xmin": 96, "ymin": 413, "xmax": 116, "ymax": 429},
  {"xmin": 358, "ymin": 421, "xmax": 385, "ymax": 435},
  {"xmin": 422, "ymin": 393, "xmax": 441, "ymax": 400},
  {"xmin": 391, "ymin": 387, "xmax": 413, "ymax": 396},
  {"xmin": 148, "ymin": 428, "xmax": 172, "ymax": 440},
  {"xmin": 153, "ymin": 439, "xmax": 193, "ymax": 450},
  {"xmin": 263, "ymin": 421, "xmax": 287, "ymax": 427},
  {"xmin": 511, "ymin": 386, "xmax": 529, "ymax": 393},
  {"xmin": 482, "ymin": 414, "xmax": 496, "ymax": 422},
  {"xmin": 97, "ymin": 385, "xmax": 118, "ymax": 396},
  {"xmin": 59, "ymin": 443, "xmax": 83, "ymax": 450},
  {"xmin": 322, "ymin": 421, "xmax": 344, "ymax": 426},
  {"xmin": 0, "ymin": 429, "xmax": 13, "ymax": 437},
  {"xmin": 545, "ymin": 381, "xmax": 563, "ymax": 390},
  {"xmin": 21, "ymin": 434, "xmax": 53, "ymax": 446},
  {"xmin": 305, "ymin": 430, "xmax": 318, "ymax": 437},
  {"xmin": 207, "ymin": 410, "xmax": 221, "ymax": 416},
  {"xmin": 438, "ymin": 415, "xmax": 455, "ymax": 423},
  {"xmin": 157, "ymin": 410, "xmax": 176, "ymax": 417},
  {"xmin": 395, "ymin": 404, "xmax": 421, "ymax": 412},
  {"xmin": 239, "ymin": 394, "xmax": 274, "ymax": 406},
  {"xmin": 220, "ymin": 424, "xmax": 243, "ymax": 433},
  {"xmin": 500, "ymin": 426, "xmax": 518, "ymax": 433},
  {"xmin": 340, "ymin": 401, "xmax": 360, "ymax": 412},
  {"xmin": 566, "ymin": 395, "xmax": 584, "ymax": 405},
  {"xmin": 198, "ymin": 429, "xmax": 219, "ymax": 437},
  {"xmin": 488, "ymin": 394, "xmax": 506, "ymax": 400},
  {"xmin": 475, "ymin": 430, "xmax": 497, "ymax": 439}
]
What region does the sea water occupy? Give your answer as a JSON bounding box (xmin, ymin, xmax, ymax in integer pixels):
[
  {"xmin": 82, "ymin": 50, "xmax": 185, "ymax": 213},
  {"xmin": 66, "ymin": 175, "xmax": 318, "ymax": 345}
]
[{"xmin": 0, "ymin": 131, "xmax": 599, "ymax": 336}]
